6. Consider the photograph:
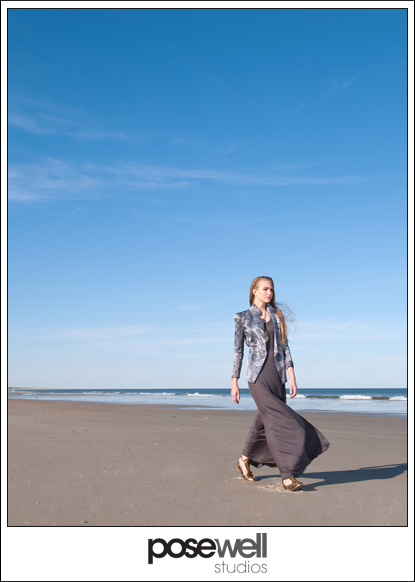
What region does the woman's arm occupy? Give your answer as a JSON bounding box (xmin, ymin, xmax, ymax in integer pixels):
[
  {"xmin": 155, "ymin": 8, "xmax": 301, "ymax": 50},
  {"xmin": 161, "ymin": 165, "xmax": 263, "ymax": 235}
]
[
  {"xmin": 231, "ymin": 313, "xmax": 244, "ymax": 403},
  {"xmin": 232, "ymin": 313, "xmax": 244, "ymax": 379}
]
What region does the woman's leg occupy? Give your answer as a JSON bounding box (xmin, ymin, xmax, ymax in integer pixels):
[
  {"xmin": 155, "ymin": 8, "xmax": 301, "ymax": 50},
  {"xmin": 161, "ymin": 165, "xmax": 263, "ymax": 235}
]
[
  {"xmin": 242, "ymin": 410, "xmax": 266, "ymax": 459},
  {"xmin": 235, "ymin": 410, "xmax": 266, "ymax": 477}
]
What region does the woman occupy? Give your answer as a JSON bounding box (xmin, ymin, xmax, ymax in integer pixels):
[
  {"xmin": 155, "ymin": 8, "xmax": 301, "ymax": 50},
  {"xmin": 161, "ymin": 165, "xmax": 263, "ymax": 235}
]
[{"xmin": 231, "ymin": 276, "xmax": 329, "ymax": 491}]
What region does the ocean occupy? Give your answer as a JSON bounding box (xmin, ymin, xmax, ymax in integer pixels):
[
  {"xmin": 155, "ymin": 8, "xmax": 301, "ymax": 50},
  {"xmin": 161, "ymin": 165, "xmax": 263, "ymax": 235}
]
[{"xmin": 8, "ymin": 387, "xmax": 407, "ymax": 417}]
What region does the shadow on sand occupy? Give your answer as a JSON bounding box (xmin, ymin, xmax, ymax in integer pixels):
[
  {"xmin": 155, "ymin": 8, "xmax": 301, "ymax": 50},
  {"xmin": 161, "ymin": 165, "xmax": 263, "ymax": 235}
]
[{"xmin": 255, "ymin": 463, "xmax": 407, "ymax": 489}]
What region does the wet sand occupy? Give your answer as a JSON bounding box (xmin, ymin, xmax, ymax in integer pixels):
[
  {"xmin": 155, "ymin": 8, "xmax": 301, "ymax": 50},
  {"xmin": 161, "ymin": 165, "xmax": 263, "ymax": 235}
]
[{"xmin": 7, "ymin": 399, "xmax": 407, "ymax": 526}]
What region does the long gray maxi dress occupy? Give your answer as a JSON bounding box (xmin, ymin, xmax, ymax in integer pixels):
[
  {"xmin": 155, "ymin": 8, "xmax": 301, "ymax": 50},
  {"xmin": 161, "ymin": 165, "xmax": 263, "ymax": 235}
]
[{"xmin": 242, "ymin": 318, "xmax": 329, "ymax": 480}]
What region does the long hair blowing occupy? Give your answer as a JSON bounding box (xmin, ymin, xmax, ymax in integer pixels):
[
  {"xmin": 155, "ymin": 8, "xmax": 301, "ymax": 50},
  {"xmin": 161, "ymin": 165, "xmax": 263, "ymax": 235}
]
[{"xmin": 249, "ymin": 276, "xmax": 295, "ymax": 345}]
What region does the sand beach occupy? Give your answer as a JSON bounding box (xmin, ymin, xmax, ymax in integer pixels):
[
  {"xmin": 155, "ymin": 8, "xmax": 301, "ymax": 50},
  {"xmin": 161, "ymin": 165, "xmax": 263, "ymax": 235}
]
[{"xmin": 7, "ymin": 399, "xmax": 407, "ymax": 527}]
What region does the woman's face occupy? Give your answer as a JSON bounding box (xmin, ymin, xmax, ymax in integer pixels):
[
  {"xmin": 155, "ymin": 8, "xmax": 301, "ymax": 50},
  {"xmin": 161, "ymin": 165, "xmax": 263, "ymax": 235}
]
[{"xmin": 254, "ymin": 280, "xmax": 274, "ymax": 303}]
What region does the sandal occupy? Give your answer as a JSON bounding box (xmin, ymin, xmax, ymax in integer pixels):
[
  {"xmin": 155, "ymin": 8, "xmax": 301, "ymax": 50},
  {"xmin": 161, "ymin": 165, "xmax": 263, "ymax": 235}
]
[
  {"xmin": 236, "ymin": 456, "xmax": 256, "ymax": 481},
  {"xmin": 282, "ymin": 476, "xmax": 303, "ymax": 491}
]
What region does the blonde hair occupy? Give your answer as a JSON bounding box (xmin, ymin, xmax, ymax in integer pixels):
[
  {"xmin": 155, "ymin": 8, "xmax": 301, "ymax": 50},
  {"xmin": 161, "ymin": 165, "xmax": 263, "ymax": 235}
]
[{"xmin": 249, "ymin": 276, "xmax": 294, "ymax": 345}]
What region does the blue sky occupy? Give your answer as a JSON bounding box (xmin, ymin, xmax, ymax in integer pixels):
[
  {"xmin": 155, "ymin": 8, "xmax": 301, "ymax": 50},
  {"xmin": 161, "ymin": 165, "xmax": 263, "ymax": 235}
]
[{"xmin": 8, "ymin": 8, "xmax": 407, "ymax": 389}]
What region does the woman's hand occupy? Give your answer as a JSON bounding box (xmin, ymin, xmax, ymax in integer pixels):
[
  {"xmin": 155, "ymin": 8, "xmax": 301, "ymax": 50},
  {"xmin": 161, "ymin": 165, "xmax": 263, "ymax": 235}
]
[
  {"xmin": 288, "ymin": 378, "xmax": 298, "ymax": 398},
  {"xmin": 231, "ymin": 380, "xmax": 240, "ymax": 404}
]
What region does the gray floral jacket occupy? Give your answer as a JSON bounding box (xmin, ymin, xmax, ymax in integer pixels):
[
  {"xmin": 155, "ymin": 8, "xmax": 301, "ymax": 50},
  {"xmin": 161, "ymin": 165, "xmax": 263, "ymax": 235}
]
[{"xmin": 232, "ymin": 303, "xmax": 294, "ymax": 384}]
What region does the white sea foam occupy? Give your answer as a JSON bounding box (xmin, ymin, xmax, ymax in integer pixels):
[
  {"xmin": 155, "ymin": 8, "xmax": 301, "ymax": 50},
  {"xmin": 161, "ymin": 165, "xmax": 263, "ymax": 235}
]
[
  {"xmin": 294, "ymin": 394, "xmax": 307, "ymax": 398},
  {"xmin": 186, "ymin": 392, "xmax": 222, "ymax": 397},
  {"xmin": 339, "ymin": 395, "xmax": 372, "ymax": 400},
  {"xmin": 389, "ymin": 396, "xmax": 407, "ymax": 401},
  {"xmin": 139, "ymin": 392, "xmax": 176, "ymax": 395}
]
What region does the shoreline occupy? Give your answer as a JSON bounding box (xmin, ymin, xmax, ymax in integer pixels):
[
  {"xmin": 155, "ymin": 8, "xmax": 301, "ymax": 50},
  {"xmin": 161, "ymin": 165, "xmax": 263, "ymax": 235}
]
[
  {"xmin": 7, "ymin": 394, "xmax": 407, "ymax": 417},
  {"xmin": 8, "ymin": 399, "xmax": 407, "ymax": 526}
]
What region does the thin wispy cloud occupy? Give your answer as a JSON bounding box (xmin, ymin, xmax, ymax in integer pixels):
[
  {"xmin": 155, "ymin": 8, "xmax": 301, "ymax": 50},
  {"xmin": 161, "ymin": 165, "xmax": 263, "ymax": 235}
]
[
  {"xmin": 8, "ymin": 157, "xmax": 362, "ymax": 202},
  {"xmin": 84, "ymin": 161, "xmax": 361, "ymax": 187},
  {"xmin": 8, "ymin": 97, "xmax": 138, "ymax": 142},
  {"xmin": 8, "ymin": 159, "xmax": 108, "ymax": 202},
  {"xmin": 8, "ymin": 159, "xmax": 192, "ymax": 202},
  {"xmin": 48, "ymin": 206, "xmax": 84, "ymax": 216},
  {"xmin": 8, "ymin": 97, "xmax": 222, "ymax": 151},
  {"xmin": 292, "ymin": 75, "xmax": 361, "ymax": 113},
  {"xmin": 324, "ymin": 75, "xmax": 361, "ymax": 99}
]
